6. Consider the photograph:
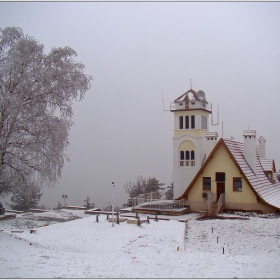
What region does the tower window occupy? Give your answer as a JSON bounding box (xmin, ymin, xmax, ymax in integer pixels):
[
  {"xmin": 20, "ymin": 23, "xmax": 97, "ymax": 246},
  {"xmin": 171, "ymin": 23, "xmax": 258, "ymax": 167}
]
[
  {"xmin": 179, "ymin": 150, "xmax": 195, "ymax": 167},
  {"xmin": 191, "ymin": 151, "xmax": 195, "ymax": 160},
  {"xmin": 179, "ymin": 116, "xmax": 183, "ymax": 129},
  {"xmin": 185, "ymin": 116, "xmax": 189, "ymax": 129},
  {"xmin": 191, "ymin": 115, "xmax": 195, "ymax": 129},
  {"xmin": 191, "ymin": 150, "xmax": 195, "ymax": 166},
  {"xmin": 201, "ymin": 116, "xmax": 207, "ymax": 129}
]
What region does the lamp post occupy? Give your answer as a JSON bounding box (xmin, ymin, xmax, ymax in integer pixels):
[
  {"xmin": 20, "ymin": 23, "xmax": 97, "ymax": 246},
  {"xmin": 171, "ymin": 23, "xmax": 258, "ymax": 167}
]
[
  {"xmin": 112, "ymin": 181, "xmax": 115, "ymax": 227},
  {"xmin": 62, "ymin": 194, "xmax": 68, "ymax": 206}
]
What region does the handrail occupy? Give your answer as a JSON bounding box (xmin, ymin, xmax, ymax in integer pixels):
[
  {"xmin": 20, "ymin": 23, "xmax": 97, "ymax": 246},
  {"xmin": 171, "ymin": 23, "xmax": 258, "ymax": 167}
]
[
  {"xmin": 207, "ymin": 193, "xmax": 214, "ymax": 210},
  {"xmin": 132, "ymin": 199, "xmax": 185, "ymax": 210},
  {"xmin": 217, "ymin": 193, "xmax": 225, "ymax": 205}
]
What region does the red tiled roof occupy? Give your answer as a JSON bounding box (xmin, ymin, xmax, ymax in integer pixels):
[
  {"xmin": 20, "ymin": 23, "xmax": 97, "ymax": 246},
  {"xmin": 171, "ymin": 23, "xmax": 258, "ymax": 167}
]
[
  {"xmin": 205, "ymin": 132, "xmax": 218, "ymax": 138},
  {"xmin": 260, "ymin": 158, "xmax": 275, "ymax": 172},
  {"xmin": 221, "ymin": 138, "xmax": 280, "ymax": 210}
]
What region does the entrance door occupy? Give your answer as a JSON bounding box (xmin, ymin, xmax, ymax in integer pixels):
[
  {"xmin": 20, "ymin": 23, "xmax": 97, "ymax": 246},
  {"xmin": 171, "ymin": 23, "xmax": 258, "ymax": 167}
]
[{"xmin": 216, "ymin": 183, "xmax": 225, "ymax": 202}]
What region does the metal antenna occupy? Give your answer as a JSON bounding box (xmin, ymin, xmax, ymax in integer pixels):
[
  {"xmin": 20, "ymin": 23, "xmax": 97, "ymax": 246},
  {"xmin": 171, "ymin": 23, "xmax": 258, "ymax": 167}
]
[
  {"xmin": 211, "ymin": 104, "xmax": 219, "ymax": 125},
  {"xmin": 162, "ymin": 93, "xmax": 170, "ymax": 112}
]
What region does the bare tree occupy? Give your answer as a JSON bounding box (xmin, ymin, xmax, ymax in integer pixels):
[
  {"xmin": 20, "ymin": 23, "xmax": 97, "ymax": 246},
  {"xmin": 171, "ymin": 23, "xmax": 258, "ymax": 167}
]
[{"xmin": 0, "ymin": 27, "xmax": 92, "ymax": 194}]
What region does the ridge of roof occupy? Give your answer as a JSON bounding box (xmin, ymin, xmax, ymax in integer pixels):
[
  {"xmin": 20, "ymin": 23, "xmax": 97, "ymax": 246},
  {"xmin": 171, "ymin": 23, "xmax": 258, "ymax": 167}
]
[{"xmin": 174, "ymin": 89, "xmax": 200, "ymax": 102}]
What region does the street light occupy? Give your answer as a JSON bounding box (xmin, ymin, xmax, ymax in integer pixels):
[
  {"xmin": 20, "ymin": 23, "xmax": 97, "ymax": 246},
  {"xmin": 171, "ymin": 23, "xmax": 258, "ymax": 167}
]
[
  {"xmin": 112, "ymin": 182, "xmax": 115, "ymax": 227},
  {"xmin": 62, "ymin": 194, "xmax": 68, "ymax": 206}
]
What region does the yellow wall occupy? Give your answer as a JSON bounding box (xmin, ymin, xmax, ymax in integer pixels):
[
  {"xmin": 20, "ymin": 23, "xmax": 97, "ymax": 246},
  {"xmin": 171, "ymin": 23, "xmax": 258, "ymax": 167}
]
[
  {"xmin": 179, "ymin": 140, "xmax": 195, "ymax": 151},
  {"xmin": 174, "ymin": 130, "xmax": 206, "ymax": 138},
  {"xmin": 173, "ymin": 110, "xmax": 209, "ymax": 138},
  {"xmin": 174, "ymin": 110, "xmax": 209, "ymax": 118},
  {"xmin": 188, "ymin": 143, "xmax": 257, "ymax": 204}
]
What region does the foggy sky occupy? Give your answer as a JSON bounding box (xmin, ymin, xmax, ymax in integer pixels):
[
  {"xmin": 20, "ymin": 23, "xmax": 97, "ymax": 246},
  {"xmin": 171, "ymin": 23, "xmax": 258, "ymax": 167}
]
[{"xmin": 0, "ymin": 2, "xmax": 280, "ymax": 209}]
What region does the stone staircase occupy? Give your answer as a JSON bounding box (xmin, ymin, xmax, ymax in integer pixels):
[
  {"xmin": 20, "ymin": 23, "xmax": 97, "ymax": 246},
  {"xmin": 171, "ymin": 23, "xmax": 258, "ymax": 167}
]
[{"xmin": 207, "ymin": 202, "xmax": 224, "ymax": 216}]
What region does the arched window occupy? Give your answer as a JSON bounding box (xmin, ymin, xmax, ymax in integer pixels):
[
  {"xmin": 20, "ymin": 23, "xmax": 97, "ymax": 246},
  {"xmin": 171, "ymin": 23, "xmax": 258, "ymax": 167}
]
[
  {"xmin": 178, "ymin": 141, "xmax": 195, "ymax": 167},
  {"xmin": 180, "ymin": 151, "xmax": 185, "ymax": 166},
  {"xmin": 180, "ymin": 151, "xmax": 185, "ymax": 160},
  {"xmin": 191, "ymin": 150, "xmax": 195, "ymax": 166},
  {"xmin": 185, "ymin": 150, "xmax": 190, "ymax": 166},
  {"xmin": 191, "ymin": 150, "xmax": 195, "ymax": 160}
]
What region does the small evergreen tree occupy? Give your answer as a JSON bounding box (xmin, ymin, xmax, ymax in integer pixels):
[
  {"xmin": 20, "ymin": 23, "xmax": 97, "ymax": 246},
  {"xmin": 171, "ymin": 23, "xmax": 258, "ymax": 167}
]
[
  {"xmin": 6, "ymin": 181, "xmax": 42, "ymax": 211},
  {"xmin": 53, "ymin": 201, "xmax": 63, "ymax": 210},
  {"xmin": 83, "ymin": 196, "xmax": 95, "ymax": 210}
]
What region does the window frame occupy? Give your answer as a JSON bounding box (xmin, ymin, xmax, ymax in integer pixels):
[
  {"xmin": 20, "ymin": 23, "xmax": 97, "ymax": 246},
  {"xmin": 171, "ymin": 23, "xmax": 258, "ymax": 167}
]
[
  {"xmin": 179, "ymin": 116, "xmax": 183, "ymax": 129},
  {"xmin": 216, "ymin": 172, "xmax": 225, "ymax": 182},
  {"xmin": 191, "ymin": 115, "xmax": 195, "ymax": 129},
  {"xmin": 185, "ymin": 116, "xmax": 189, "ymax": 129},
  {"xmin": 203, "ymin": 177, "xmax": 211, "ymax": 191},
  {"xmin": 233, "ymin": 177, "xmax": 242, "ymax": 192}
]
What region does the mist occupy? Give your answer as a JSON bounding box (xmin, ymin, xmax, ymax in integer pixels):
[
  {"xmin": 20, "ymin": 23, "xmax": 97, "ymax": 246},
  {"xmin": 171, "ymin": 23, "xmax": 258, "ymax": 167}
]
[{"xmin": 1, "ymin": 2, "xmax": 280, "ymax": 209}]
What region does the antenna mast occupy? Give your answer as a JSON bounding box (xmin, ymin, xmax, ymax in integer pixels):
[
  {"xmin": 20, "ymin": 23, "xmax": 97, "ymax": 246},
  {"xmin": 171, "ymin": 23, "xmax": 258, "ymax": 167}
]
[
  {"xmin": 211, "ymin": 104, "xmax": 219, "ymax": 125},
  {"xmin": 190, "ymin": 78, "xmax": 192, "ymax": 89},
  {"xmin": 162, "ymin": 93, "xmax": 170, "ymax": 112}
]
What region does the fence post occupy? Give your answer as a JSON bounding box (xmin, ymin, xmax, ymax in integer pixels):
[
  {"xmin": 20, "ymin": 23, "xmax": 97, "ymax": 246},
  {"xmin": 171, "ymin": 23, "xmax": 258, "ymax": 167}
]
[
  {"xmin": 95, "ymin": 215, "xmax": 99, "ymax": 223},
  {"xmin": 146, "ymin": 216, "xmax": 150, "ymax": 224},
  {"xmin": 154, "ymin": 213, "xmax": 158, "ymax": 222},
  {"xmin": 117, "ymin": 211, "xmax": 119, "ymax": 224}
]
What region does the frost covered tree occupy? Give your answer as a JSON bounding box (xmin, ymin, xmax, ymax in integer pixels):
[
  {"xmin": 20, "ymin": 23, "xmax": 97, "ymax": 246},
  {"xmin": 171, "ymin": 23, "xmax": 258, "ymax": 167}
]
[
  {"xmin": 0, "ymin": 27, "xmax": 92, "ymax": 194},
  {"xmin": 123, "ymin": 176, "xmax": 165, "ymax": 207}
]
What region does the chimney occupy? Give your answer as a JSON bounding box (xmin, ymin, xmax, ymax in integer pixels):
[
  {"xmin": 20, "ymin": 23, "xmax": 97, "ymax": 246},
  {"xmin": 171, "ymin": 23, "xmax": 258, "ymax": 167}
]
[
  {"xmin": 243, "ymin": 130, "xmax": 256, "ymax": 174},
  {"xmin": 258, "ymin": 136, "xmax": 266, "ymax": 158},
  {"xmin": 205, "ymin": 131, "xmax": 218, "ymax": 157}
]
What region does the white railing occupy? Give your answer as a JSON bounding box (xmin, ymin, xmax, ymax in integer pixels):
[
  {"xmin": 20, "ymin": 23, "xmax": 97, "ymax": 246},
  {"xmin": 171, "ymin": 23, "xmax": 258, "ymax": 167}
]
[
  {"xmin": 217, "ymin": 193, "xmax": 226, "ymax": 205},
  {"xmin": 170, "ymin": 101, "xmax": 212, "ymax": 112},
  {"xmin": 180, "ymin": 160, "xmax": 195, "ymax": 166},
  {"xmin": 132, "ymin": 199, "xmax": 186, "ymax": 211},
  {"xmin": 207, "ymin": 193, "xmax": 214, "ymax": 210},
  {"xmin": 132, "ymin": 191, "xmax": 161, "ymax": 207}
]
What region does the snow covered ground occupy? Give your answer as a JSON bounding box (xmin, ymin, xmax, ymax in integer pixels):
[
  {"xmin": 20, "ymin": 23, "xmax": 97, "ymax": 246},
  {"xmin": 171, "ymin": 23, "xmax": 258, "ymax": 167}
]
[{"xmin": 1, "ymin": 209, "xmax": 280, "ymax": 278}]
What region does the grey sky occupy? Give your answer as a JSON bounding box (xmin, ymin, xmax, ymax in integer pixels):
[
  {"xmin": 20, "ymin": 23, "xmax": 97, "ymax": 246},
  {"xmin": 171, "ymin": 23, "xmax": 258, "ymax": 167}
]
[{"xmin": 1, "ymin": 2, "xmax": 280, "ymax": 209}]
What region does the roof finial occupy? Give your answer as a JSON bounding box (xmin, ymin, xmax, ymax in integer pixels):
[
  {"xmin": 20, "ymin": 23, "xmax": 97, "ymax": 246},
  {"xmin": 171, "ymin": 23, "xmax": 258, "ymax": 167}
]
[{"xmin": 190, "ymin": 78, "xmax": 192, "ymax": 89}]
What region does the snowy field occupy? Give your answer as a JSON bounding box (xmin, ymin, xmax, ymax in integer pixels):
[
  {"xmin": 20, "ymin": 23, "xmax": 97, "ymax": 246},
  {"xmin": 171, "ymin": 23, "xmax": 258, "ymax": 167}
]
[{"xmin": 1, "ymin": 209, "xmax": 280, "ymax": 278}]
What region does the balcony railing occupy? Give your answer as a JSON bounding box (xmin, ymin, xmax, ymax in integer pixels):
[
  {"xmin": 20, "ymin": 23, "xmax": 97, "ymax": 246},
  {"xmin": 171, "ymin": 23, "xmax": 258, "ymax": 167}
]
[
  {"xmin": 180, "ymin": 160, "xmax": 195, "ymax": 167},
  {"xmin": 132, "ymin": 199, "xmax": 186, "ymax": 211},
  {"xmin": 170, "ymin": 100, "xmax": 212, "ymax": 112}
]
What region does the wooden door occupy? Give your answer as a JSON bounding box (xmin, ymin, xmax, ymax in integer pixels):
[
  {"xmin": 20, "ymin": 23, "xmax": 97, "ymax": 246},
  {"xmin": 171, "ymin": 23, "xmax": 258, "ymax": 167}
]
[{"xmin": 216, "ymin": 183, "xmax": 225, "ymax": 202}]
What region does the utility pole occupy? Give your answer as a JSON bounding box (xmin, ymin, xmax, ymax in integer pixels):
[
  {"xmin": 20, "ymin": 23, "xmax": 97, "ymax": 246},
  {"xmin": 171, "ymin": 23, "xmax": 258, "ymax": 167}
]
[{"xmin": 112, "ymin": 181, "xmax": 115, "ymax": 227}]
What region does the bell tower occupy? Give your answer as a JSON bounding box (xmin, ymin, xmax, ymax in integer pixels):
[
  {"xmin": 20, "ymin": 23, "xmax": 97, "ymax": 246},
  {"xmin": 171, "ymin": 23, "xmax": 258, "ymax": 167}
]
[{"xmin": 171, "ymin": 89, "xmax": 215, "ymax": 199}]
